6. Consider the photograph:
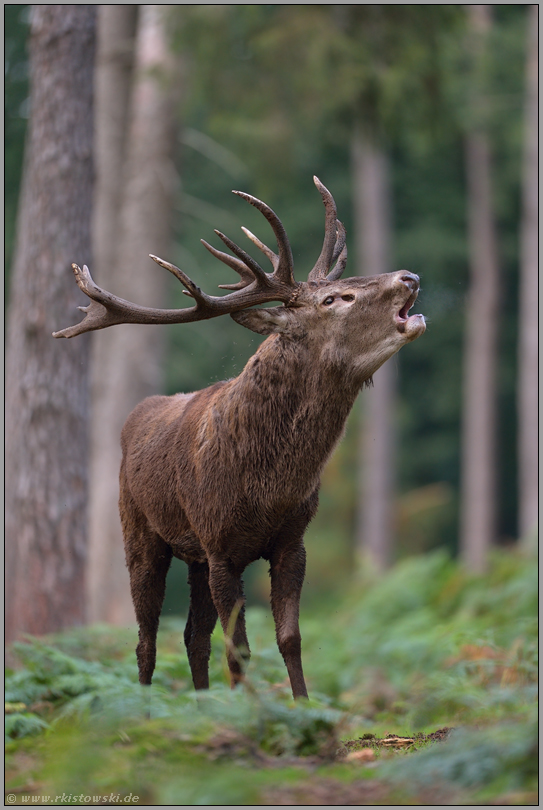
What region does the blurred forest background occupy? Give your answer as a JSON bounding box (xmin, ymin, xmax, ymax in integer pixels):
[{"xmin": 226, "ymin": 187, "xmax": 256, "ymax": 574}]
[
  {"xmin": 5, "ymin": 4, "xmax": 537, "ymax": 636},
  {"xmin": 4, "ymin": 6, "xmax": 538, "ymax": 804}
]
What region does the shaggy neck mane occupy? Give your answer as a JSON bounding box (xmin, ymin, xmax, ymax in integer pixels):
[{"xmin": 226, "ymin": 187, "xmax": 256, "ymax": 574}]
[{"xmin": 210, "ymin": 334, "xmax": 366, "ymax": 487}]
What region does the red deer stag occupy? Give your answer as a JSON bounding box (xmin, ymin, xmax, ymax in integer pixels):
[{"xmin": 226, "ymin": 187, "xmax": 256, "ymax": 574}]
[{"xmin": 54, "ymin": 177, "xmax": 425, "ymax": 699}]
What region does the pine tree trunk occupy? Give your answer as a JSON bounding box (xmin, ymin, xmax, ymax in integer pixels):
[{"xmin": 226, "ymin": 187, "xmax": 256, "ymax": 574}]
[
  {"xmin": 352, "ymin": 130, "xmax": 397, "ymax": 573},
  {"xmin": 5, "ymin": 5, "xmax": 96, "ymax": 641},
  {"xmin": 87, "ymin": 5, "xmax": 177, "ymax": 624},
  {"xmin": 517, "ymin": 5, "xmax": 538, "ymax": 542},
  {"xmin": 459, "ymin": 5, "xmax": 499, "ymax": 573}
]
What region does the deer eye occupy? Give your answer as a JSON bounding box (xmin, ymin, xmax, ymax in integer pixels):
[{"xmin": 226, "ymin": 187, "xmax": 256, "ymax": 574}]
[
  {"xmin": 322, "ymin": 296, "xmax": 335, "ymax": 306},
  {"xmin": 341, "ymin": 294, "xmax": 355, "ymax": 302}
]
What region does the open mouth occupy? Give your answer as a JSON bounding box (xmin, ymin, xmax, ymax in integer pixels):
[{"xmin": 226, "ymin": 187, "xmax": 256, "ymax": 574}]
[
  {"xmin": 397, "ymin": 292, "xmax": 417, "ymax": 323},
  {"xmin": 395, "ymin": 291, "xmax": 425, "ymax": 336},
  {"xmin": 395, "ymin": 290, "xmax": 418, "ymax": 331},
  {"xmin": 393, "ymin": 273, "xmax": 426, "ymax": 338}
]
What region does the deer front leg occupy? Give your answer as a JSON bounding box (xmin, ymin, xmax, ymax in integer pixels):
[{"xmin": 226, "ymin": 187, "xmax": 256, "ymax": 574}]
[
  {"xmin": 184, "ymin": 561, "xmax": 218, "ymax": 690},
  {"xmin": 123, "ymin": 530, "xmax": 172, "ymax": 685},
  {"xmin": 120, "ymin": 477, "xmax": 173, "ymax": 686},
  {"xmin": 207, "ymin": 557, "xmax": 250, "ymax": 687},
  {"xmin": 270, "ymin": 541, "xmax": 308, "ymax": 699}
]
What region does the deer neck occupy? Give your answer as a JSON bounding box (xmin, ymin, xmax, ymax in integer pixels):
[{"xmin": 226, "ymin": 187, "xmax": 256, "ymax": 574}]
[{"xmin": 220, "ymin": 334, "xmax": 362, "ymax": 482}]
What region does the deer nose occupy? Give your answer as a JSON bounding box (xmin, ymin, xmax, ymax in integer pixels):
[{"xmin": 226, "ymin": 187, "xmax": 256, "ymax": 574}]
[{"xmin": 397, "ymin": 270, "xmax": 420, "ymax": 291}]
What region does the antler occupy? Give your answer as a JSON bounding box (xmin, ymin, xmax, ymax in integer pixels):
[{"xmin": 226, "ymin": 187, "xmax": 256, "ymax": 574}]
[
  {"xmin": 53, "ymin": 178, "xmax": 347, "ymax": 339},
  {"xmin": 307, "ymin": 176, "xmax": 348, "ymax": 283},
  {"xmin": 53, "ymin": 198, "xmax": 301, "ymax": 339}
]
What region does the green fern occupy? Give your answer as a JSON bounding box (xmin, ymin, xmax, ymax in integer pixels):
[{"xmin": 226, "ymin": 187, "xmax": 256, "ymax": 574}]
[{"xmin": 5, "ymin": 711, "xmax": 49, "ymax": 741}]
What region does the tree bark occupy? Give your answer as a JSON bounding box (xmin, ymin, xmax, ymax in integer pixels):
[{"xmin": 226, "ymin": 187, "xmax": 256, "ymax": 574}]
[
  {"xmin": 87, "ymin": 5, "xmax": 178, "ymax": 624},
  {"xmin": 517, "ymin": 5, "xmax": 538, "ymax": 542},
  {"xmin": 352, "ymin": 130, "xmax": 397, "ymax": 573},
  {"xmin": 459, "ymin": 5, "xmax": 499, "ymax": 573},
  {"xmin": 5, "ymin": 5, "xmax": 96, "ymax": 641}
]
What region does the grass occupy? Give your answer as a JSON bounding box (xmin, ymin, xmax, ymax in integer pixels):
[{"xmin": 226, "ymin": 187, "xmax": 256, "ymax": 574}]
[{"xmin": 5, "ymin": 546, "xmax": 538, "ymax": 805}]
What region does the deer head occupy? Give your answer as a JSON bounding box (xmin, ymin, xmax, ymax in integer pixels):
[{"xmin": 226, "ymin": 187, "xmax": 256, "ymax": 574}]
[{"xmin": 53, "ymin": 177, "xmax": 426, "ymax": 385}]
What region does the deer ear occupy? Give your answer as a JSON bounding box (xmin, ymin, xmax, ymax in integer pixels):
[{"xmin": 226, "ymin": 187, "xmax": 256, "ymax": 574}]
[{"xmin": 231, "ymin": 306, "xmax": 301, "ymax": 336}]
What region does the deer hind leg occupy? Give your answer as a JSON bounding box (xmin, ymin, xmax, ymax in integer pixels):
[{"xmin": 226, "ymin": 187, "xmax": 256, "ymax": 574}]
[
  {"xmin": 120, "ymin": 494, "xmax": 172, "ymax": 685},
  {"xmin": 207, "ymin": 557, "xmax": 250, "ymax": 687},
  {"xmin": 184, "ymin": 561, "xmax": 218, "ymax": 690},
  {"xmin": 269, "ymin": 541, "xmax": 308, "ymax": 699}
]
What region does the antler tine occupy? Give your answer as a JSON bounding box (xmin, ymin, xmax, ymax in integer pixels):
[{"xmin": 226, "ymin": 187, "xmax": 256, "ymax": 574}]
[
  {"xmin": 331, "ymin": 220, "xmax": 346, "ymax": 266},
  {"xmin": 149, "ymin": 254, "xmax": 203, "ymax": 300},
  {"xmin": 213, "ymin": 230, "xmax": 271, "ymax": 288},
  {"xmin": 327, "ymin": 243, "xmax": 348, "ymax": 282},
  {"xmin": 200, "ymin": 239, "xmax": 255, "ymax": 290},
  {"xmin": 232, "ymin": 190, "xmax": 295, "ymax": 285},
  {"xmin": 307, "ymin": 176, "xmax": 340, "ymax": 282},
  {"xmin": 241, "ymin": 226, "xmax": 279, "ymax": 272},
  {"xmin": 325, "ymin": 220, "xmax": 348, "ymax": 282}
]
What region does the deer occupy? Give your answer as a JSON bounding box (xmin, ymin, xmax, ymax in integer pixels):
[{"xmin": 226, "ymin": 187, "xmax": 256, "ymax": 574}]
[{"xmin": 54, "ymin": 177, "xmax": 426, "ymax": 700}]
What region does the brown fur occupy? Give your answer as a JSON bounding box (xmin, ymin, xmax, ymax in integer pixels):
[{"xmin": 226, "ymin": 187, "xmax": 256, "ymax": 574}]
[{"xmin": 119, "ymin": 272, "xmax": 426, "ymax": 698}]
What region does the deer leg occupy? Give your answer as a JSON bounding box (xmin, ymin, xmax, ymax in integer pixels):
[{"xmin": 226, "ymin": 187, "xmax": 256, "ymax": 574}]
[
  {"xmin": 184, "ymin": 561, "xmax": 218, "ymax": 690},
  {"xmin": 270, "ymin": 542, "xmax": 308, "ymax": 699},
  {"xmin": 207, "ymin": 557, "xmax": 250, "ymax": 687},
  {"xmin": 122, "ymin": 509, "xmax": 172, "ymax": 685}
]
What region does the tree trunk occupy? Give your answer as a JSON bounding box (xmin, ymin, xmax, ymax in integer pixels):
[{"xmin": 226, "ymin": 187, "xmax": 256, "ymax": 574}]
[
  {"xmin": 517, "ymin": 5, "xmax": 538, "ymax": 542},
  {"xmin": 92, "ymin": 6, "xmax": 138, "ymax": 299},
  {"xmin": 5, "ymin": 5, "xmax": 96, "ymax": 641},
  {"xmin": 86, "ymin": 5, "xmax": 138, "ymax": 625},
  {"xmin": 352, "ymin": 130, "xmax": 397, "ymax": 573},
  {"xmin": 459, "ymin": 5, "xmax": 499, "ymax": 573},
  {"xmin": 87, "ymin": 5, "xmax": 178, "ymax": 624}
]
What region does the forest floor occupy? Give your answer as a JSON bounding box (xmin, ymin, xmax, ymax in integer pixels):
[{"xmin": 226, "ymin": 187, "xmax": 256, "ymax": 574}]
[{"xmin": 5, "ymin": 548, "xmax": 538, "ymax": 805}]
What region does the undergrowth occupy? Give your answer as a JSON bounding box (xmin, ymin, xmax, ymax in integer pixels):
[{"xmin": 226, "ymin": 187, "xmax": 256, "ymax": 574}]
[{"xmin": 5, "ymin": 547, "xmax": 538, "ymax": 805}]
